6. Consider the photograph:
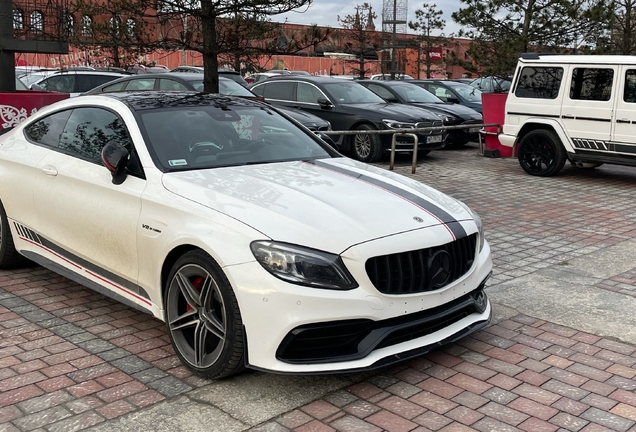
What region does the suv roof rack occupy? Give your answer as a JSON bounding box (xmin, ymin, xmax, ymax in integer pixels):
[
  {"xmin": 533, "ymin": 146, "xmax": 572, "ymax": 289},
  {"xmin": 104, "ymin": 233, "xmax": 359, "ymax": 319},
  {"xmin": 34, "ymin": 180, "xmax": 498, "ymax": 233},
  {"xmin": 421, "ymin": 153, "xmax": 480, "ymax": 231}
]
[{"xmin": 520, "ymin": 52, "xmax": 561, "ymax": 60}]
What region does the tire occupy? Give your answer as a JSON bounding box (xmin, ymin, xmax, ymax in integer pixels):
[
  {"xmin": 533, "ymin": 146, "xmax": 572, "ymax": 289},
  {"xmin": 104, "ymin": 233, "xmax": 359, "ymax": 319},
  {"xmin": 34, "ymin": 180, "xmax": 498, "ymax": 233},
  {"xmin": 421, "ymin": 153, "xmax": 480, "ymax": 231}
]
[
  {"xmin": 352, "ymin": 124, "xmax": 383, "ymax": 162},
  {"xmin": 164, "ymin": 249, "xmax": 245, "ymax": 379},
  {"xmin": 0, "ymin": 201, "xmax": 29, "ymax": 269},
  {"xmin": 517, "ymin": 129, "xmax": 567, "ymax": 177}
]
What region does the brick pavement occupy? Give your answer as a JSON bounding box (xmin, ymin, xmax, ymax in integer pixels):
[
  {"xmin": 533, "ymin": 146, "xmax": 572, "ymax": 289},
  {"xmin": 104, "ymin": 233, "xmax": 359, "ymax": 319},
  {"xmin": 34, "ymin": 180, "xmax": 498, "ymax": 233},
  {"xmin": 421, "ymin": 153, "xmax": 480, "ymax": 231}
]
[{"xmin": 2, "ymin": 145, "xmax": 636, "ymax": 431}]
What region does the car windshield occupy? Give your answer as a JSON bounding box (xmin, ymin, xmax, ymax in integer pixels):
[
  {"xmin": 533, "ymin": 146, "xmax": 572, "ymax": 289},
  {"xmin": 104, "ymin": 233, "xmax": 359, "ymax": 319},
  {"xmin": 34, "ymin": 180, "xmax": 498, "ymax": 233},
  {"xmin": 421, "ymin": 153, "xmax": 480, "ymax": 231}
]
[
  {"xmin": 444, "ymin": 82, "xmax": 482, "ymax": 102},
  {"xmin": 392, "ymin": 84, "xmax": 443, "ymax": 103},
  {"xmin": 139, "ymin": 101, "xmax": 332, "ymax": 171},
  {"xmin": 323, "ymin": 82, "xmax": 386, "ymax": 103}
]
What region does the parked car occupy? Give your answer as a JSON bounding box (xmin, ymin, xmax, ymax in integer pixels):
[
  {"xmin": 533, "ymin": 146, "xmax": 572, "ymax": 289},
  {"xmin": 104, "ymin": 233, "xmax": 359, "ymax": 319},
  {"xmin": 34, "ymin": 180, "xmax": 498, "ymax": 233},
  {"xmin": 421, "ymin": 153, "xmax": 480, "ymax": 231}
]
[
  {"xmin": 168, "ymin": 66, "xmax": 250, "ymax": 87},
  {"xmin": 469, "ymin": 76, "xmax": 511, "ymax": 93},
  {"xmin": 127, "ymin": 64, "xmax": 170, "ymax": 74},
  {"xmin": 84, "ymin": 73, "xmax": 334, "ymax": 135},
  {"xmin": 499, "ymin": 54, "xmax": 636, "ymax": 176},
  {"xmin": 359, "ymin": 80, "xmax": 483, "ymax": 146},
  {"xmin": 410, "ymin": 80, "xmax": 483, "ymax": 114},
  {"xmin": 245, "ymin": 72, "xmax": 286, "ymax": 84},
  {"xmin": 0, "ymin": 91, "xmax": 491, "ymax": 378},
  {"xmin": 31, "ymin": 71, "xmax": 125, "ymax": 96},
  {"xmin": 250, "ymin": 76, "xmax": 446, "ymax": 162},
  {"xmin": 370, "ymin": 73, "xmax": 414, "ymax": 81},
  {"xmin": 15, "ymin": 77, "xmax": 28, "ymax": 90}
]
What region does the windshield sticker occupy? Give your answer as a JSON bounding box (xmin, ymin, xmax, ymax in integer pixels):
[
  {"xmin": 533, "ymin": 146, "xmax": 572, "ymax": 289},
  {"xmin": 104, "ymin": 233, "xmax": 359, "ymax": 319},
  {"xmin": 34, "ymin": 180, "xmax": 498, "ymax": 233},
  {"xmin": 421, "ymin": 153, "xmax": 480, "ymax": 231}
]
[{"xmin": 168, "ymin": 159, "xmax": 188, "ymax": 167}]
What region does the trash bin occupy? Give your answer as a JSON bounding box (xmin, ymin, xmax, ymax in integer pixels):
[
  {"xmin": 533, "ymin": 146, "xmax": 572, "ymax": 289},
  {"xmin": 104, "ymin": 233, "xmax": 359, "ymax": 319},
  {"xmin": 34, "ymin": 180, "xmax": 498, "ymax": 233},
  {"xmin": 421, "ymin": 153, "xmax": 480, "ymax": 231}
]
[{"xmin": 481, "ymin": 92, "xmax": 512, "ymax": 158}]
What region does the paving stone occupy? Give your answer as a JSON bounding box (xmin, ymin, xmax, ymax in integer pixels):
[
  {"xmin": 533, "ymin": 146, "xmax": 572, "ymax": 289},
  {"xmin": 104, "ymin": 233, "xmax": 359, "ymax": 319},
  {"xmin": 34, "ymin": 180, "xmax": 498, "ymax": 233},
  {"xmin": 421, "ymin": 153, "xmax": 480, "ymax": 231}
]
[
  {"xmin": 146, "ymin": 375, "xmax": 192, "ymax": 397},
  {"xmin": 549, "ymin": 412, "xmax": 590, "ymax": 431},
  {"xmin": 12, "ymin": 405, "xmax": 72, "ymax": 430},
  {"xmin": 328, "ymin": 415, "xmax": 382, "ymax": 432},
  {"xmin": 580, "ymin": 407, "xmax": 635, "ymax": 431}
]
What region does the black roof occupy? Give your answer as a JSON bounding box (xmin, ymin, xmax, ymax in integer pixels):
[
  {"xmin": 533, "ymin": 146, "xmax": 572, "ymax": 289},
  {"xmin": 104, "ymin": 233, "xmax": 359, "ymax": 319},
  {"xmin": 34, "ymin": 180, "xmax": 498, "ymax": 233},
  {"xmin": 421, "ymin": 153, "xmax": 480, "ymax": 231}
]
[
  {"xmin": 101, "ymin": 92, "xmax": 261, "ymax": 111},
  {"xmin": 359, "ymin": 80, "xmax": 412, "ymax": 87},
  {"xmin": 262, "ymin": 75, "xmax": 345, "ymax": 84}
]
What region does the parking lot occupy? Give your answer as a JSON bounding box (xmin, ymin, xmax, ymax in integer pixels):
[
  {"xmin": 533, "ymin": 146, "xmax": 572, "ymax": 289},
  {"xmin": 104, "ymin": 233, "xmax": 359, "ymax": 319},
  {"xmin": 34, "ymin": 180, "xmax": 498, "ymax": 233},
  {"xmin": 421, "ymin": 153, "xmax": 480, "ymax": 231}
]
[{"xmin": 2, "ymin": 143, "xmax": 636, "ymax": 432}]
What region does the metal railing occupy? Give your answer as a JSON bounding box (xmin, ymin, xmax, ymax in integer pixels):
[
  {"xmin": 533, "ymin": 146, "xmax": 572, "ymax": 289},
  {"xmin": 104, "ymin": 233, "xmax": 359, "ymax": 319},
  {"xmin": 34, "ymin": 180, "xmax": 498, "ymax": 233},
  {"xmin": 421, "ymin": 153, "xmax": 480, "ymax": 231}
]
[{"xmin": 320, "ymin": 123, "xmax": 501, "ymax": 174}]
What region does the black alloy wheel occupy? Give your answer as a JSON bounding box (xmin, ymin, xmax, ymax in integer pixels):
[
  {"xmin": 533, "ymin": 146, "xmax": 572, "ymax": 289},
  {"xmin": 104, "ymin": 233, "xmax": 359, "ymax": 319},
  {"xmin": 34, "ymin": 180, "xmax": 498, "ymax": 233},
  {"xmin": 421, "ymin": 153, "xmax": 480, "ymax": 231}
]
[
  {"xmin": 165, "ymin": 250, "xmax": 245, "ymax": 379},
  {"xmin": 518, "ymin": 129, "xmax": 566, "ymax": 177}
]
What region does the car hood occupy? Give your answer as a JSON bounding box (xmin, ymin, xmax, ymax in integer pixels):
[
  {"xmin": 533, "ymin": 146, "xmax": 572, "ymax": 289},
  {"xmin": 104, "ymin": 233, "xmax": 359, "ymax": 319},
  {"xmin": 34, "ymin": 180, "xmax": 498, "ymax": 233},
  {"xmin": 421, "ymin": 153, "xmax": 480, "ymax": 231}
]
[
  {"xmin": 162, "ymin": 158, "xmax": 472, "ymax": 253},
  {"xmin": 410, "ymin": 102, "xmax": 482, "ymax": 121},
  {"xmin": 340, "ymin": 103, "xmax": 443, "ymax": 122}
]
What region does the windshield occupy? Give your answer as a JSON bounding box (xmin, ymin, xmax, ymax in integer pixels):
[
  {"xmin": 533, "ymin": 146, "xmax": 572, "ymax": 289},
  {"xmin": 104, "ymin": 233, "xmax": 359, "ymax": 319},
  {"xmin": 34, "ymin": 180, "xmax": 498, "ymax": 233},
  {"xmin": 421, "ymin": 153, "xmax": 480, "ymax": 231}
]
[
  {"xmin": 323, "ymin": 82, "xmax": 386, "ymax": 104},
  {"xmin": 444, "ymin": 82, "xmax": 482, "ymax": 102},
  {"xmin": 392, "ymin": 84, "xmax": 443, "ymax": 103},
  {"xmin": 140, "ymin": 102, "xmax": 332, "ymax": 171}
]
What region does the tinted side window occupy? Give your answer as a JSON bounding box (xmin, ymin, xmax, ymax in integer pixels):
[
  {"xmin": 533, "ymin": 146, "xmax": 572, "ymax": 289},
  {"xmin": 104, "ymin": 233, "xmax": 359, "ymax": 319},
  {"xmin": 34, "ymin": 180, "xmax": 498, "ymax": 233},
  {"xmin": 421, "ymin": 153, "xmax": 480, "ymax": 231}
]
[
  {"xmin": 24, "ymin": 110, "xmax": 72, "ymax": 147},
  {"xmin": 59, "ymin": 108, "xmax": 133, "ymax": 161},
  {"xmin": 77, "ymin": 75, "xmax": 120, "ymax": 92},
  {"xmin": 125, "ymin": 79, "xmax": 156, "ymax": 91},
  {"xmin": 570, "ymin": 68, "xmax": 614, "ymax": 101},
  {"xmin": 251, "ymin": 84, "xmax": 264, "ymax": 96},
  {"xmin": 102, "ymin": 81, "xmax": 127, "ymax": 92},
  {"xmin": 624, "ymin": 70, "xmax": 636, "ymax": 103},
  {"xmin": 159, "ymin": 79, "xmax": 189, "ymax": 91},
  {"xmin": 263, "ymin": 82, "xmax": 295, "ymax": 101},
  {"xmin": 296, "ymin": 83, "xmax": 323, "ymax": 103},
  {"xmin": 40, "ymin": 75, "xmax": 75, "ymax": 93},
  {"xmin": 515, "ymin": 67, "xmax": 563, "ymax": 99}
]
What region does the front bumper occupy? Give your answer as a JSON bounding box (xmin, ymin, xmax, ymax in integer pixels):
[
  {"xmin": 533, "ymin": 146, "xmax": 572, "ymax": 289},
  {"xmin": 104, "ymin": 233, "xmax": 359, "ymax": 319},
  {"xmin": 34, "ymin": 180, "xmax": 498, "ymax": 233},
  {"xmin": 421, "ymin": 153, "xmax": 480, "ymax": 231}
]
[{"xmin": 224, "ymin": 224, "xmax": 493, "ymax": 374}]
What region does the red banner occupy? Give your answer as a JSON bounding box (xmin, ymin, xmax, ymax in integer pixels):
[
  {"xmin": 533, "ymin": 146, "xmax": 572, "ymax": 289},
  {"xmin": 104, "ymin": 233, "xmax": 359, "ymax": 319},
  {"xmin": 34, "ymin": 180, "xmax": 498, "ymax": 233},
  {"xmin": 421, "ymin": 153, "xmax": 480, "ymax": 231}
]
[{"xmin": 0, "ymin": 91, "xmax": 70, "ymax": 131}]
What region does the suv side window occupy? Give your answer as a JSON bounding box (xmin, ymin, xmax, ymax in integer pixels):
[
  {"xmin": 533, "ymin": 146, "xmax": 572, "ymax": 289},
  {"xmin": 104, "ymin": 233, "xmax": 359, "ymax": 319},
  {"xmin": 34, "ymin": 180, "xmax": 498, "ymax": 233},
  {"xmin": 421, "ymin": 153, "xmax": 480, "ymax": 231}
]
[
  {"xmin": 570, "ymin": 68, "xmax": 614, "ymax": 101},
  {"xmin": 263, "ymin": 82, "xmax": 295, "ymax": 101},
  {"xmin": 39, "ymin": 75, "xmax": 75, "ymax": 93},
  {"xmin": 77, "ymin": 75, "xmax": 120, "ymax": 92},
  {"xmin": 24, "ymin": 110, "xmax": 72, "ymax": 147},
  {"xmin": 59, "ymin": 107, "xmax": 134, "ymax": 162},
  {"xmin": 624, "ymin": 70, "xmax": 636, "ymax": 103},
  {"xmin": 296, "ymin": 82, "xmax": 323, "ymax": 103},
  {"xmin": 514, "ymin": 67, "xmax": 563, "ymax": 99}
]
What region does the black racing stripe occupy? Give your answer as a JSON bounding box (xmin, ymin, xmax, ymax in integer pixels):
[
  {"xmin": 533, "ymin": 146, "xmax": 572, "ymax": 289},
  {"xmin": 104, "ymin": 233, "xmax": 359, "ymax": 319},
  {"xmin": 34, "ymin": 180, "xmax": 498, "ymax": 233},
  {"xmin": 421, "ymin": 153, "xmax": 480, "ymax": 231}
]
[
  {"xmin": 309, "ymin": 160, "xmax": 467, "ymax": 239},
  {"xmin": 30, "ymin": 230, "xmax": 151, "ymax": 301}
]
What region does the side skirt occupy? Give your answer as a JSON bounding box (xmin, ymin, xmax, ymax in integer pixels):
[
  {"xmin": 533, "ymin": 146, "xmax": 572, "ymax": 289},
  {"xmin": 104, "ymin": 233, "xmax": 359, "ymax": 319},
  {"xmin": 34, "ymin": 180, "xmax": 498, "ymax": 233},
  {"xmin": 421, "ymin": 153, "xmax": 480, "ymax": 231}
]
[{"xmin": 22, "ymin": 250, "xmax": 152, "ymax": 315}]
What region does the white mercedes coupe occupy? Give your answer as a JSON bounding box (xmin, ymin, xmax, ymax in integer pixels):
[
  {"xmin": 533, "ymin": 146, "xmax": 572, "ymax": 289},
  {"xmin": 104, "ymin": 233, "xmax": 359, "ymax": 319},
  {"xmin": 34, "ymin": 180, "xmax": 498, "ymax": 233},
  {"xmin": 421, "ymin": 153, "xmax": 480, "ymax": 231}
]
[{"xmin": 0, "ymin": 92, "xmax": 492, "ymax": 378}]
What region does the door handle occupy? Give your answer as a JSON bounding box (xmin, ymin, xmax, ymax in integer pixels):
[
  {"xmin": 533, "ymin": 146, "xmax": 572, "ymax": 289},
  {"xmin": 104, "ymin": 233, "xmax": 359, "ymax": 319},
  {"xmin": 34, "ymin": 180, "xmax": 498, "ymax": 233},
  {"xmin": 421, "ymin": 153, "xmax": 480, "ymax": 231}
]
[
  {"xmin": 562, "ymin": 114, "xmax": 574, "ymax": 119},
  {"xmin": 41, "ymin": 165, "xmax": 58, "ymax": 176},
  {"xmin": 616, "ymin": 119, "xmax": 631, "ymax": 124}
]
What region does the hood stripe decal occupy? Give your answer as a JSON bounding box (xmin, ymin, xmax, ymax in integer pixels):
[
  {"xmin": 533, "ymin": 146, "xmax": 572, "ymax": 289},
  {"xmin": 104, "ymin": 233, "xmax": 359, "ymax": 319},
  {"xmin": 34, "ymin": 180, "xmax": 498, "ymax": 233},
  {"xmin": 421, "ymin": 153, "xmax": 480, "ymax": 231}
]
[{"xmin": 307, "ymin": 159, "xmax": 466, "ymax": 240}]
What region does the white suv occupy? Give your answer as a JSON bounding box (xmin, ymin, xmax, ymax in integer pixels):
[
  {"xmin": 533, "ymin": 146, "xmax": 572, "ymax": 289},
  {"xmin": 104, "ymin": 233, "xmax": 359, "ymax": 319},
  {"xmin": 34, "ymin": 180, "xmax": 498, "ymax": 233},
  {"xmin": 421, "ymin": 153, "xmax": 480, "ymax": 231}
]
[{"xmin": 499, "ymin": 54, "xmax": 636, "ymax": 176}]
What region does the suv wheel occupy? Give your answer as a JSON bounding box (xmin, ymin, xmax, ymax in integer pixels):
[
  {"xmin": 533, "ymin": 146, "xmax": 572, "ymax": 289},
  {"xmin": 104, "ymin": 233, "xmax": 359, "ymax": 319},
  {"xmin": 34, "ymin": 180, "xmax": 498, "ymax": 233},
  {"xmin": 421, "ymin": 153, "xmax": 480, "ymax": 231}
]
[
  {"xmin": 352, "ymin": 124, "xmax": 383, "ymax": 162},
  {"xmin": 518, "ymin": 129, "xmax": 566, "ymax": 177}
]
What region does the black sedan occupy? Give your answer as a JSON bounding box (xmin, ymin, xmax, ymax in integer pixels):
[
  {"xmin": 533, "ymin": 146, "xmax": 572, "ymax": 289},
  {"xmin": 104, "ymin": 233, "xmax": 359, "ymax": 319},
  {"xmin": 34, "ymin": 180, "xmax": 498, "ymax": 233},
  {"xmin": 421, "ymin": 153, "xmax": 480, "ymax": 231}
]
[
  {"xmin": 359, "ymin": 80, "xmax": 483, "ymax": 146},
  {"xmin": 250, "ymin": 76, "xmax": 446, "ymax": 162},
  {"xmin": 83, "ymin": 73, "xmax": 333, "ymax": 134},
  {"xmin": 410, "ymin": 80, "xmax": 483, "ymax": 114}
]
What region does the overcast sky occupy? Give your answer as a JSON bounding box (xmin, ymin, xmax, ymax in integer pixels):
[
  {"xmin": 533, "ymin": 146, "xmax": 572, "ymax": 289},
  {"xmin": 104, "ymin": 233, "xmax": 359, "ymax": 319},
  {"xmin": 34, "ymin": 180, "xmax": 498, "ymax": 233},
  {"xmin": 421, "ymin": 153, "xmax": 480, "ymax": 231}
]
[{"xmin": 276, "ymin": 0, "xmax": 466, "ymax": 37}]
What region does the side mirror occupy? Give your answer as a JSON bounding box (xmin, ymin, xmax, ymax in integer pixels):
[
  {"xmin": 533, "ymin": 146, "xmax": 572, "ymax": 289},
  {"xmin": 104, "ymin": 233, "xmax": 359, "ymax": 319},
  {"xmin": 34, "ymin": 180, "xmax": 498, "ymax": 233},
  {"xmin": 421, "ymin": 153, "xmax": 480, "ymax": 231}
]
[
  {"xmin": 101, "ymin": 141, "xmax": 129, "ymax": 185},
  {"xmin": 448, "ymin": 97, "xmax": 460, "ymax": 104},
  {"xmin": 317, "ymin": 97, "xmax": 333, "ymax": 110},
  {"xmin": 30, "ymin": 84, "xmax": 44, "ymax": 91},
  {"xmin": 385, "ymin": 97, "xmax": 399, "ymax": 103}
]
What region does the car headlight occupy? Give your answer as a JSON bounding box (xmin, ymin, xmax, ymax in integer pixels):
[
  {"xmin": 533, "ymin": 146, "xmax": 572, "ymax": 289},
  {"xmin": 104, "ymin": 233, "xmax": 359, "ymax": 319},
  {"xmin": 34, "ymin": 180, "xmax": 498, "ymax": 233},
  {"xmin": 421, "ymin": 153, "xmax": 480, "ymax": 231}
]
[
  {"xmin": 443, "ymin": 115, "xmax": 460, "ymax": 123},
  {"xmin": 383, "ymin": 119, "xmax": 416, "ymax": 129},
  {"xmin": 250, "ymin": 241, "xmax": 358, "ymax": 290},
  {"xmin": 456, "ymin": 201, "xmax": 485, "ymax": 252}
]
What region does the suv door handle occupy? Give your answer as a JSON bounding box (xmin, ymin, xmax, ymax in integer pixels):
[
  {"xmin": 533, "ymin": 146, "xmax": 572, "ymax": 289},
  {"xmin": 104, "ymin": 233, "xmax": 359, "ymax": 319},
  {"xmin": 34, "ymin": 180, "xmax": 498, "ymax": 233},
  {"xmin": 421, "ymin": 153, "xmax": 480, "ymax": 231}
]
[
  {"xmin": 562, "ymin": 114, "xmax": 574, "ymax": 119},
  {"xmin": 41, "ymin": 166, "xmax": 58, "ymax": 176},
  {"xmin": 616, "ymin": 118, "xmax": 631, "ymax": 124}
]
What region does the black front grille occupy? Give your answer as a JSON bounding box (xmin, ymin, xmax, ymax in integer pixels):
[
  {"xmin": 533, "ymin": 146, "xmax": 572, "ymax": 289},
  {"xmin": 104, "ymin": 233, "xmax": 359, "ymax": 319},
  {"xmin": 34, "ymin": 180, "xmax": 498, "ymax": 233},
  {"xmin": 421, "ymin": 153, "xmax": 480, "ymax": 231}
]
[{"xmin": 366, "ymin": 234, "xmax": 477, "ymax": 295}]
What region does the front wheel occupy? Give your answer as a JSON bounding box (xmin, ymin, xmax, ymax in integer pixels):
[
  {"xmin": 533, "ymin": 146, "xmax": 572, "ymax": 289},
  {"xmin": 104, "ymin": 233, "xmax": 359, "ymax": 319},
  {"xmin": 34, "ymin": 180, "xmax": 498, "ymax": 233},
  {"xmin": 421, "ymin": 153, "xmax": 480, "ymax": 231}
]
[
  {"xmin": 517, "ymin": 129, "xmax": 566, "ymax": 176},
  {"xmin": 165, "ymin": 250, "xmax": 245, "ymax": 379},
  {"xmin": 352, "ymin": 124, "xmax": 383, "ymax": 162}
]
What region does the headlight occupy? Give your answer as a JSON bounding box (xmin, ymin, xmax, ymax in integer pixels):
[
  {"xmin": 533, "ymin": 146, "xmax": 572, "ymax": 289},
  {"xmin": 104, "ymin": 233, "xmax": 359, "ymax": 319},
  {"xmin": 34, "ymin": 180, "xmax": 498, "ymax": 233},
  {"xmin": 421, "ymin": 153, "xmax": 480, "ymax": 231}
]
[
  {"xmin": 383, "ymin": 119, "xmax": 416, "ymax": 129},
  {"xmin": 443, "ymin": 115, "xmax": 460, "ymax": 123},
  {"xmin": 250, "ymin": 241, "xmax": 358, "ymax": 290},
  {"xmin": 456, "ymin": 200, "xmax": 485, "ymax": 252}
]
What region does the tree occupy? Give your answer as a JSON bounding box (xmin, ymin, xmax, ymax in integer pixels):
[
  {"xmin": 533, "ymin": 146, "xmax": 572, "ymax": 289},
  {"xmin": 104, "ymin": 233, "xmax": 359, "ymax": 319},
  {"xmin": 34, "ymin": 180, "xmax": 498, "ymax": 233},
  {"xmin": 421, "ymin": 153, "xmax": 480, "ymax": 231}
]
[
  {"xmin": 452, "ymin": 0, "xmax": 613, "ymax": 75},
  {"xmin": 608, "ymin": 0, "xmax": 636, "ymax": 54},
  {"xmin": 148, "ymin": 0, "xmax": 326, "ymax": 92},
  {"xmin": 408, "ymin": 3, "xmax": 447, "ymax": 79},
  {"xmin": 337, "ymin": 3, "xmax": 378, "ymax": 79}
]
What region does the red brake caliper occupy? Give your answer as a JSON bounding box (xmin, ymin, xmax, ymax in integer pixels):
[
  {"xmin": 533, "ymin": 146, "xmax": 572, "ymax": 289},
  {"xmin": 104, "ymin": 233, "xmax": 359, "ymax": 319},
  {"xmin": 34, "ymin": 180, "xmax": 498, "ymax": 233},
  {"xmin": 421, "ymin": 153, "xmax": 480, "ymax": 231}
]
[{"xmin": 186, "ymin": 276, "xmax": 205, "ymax": 312}]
